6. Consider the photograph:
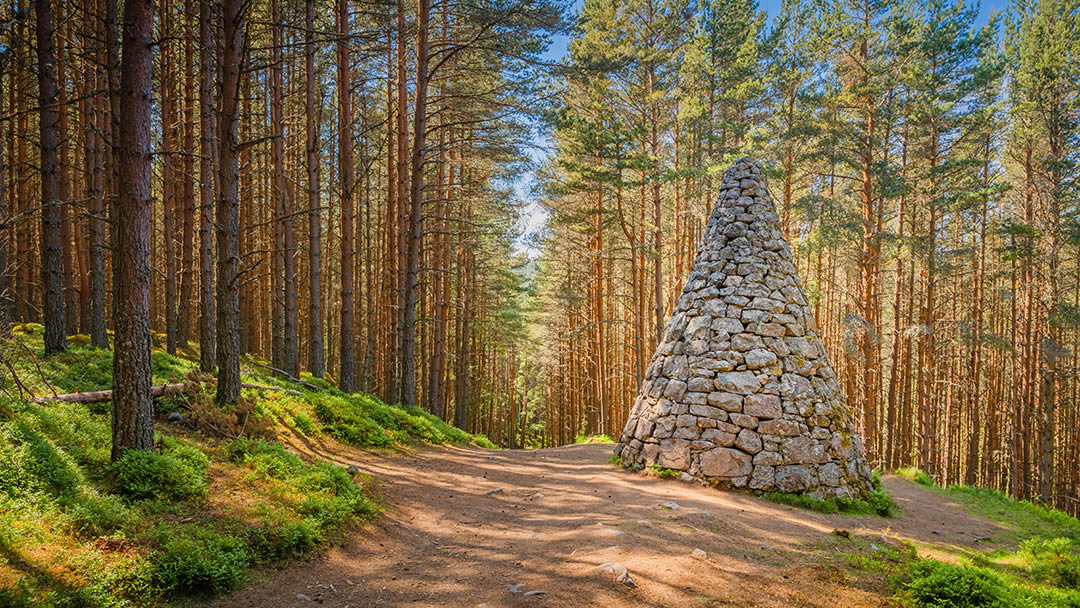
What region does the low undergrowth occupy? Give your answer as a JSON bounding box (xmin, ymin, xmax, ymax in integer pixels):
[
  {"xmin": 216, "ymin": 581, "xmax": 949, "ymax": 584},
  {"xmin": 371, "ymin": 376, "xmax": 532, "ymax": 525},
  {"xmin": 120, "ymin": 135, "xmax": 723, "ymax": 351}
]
[
  {"xmin": 891, "ymin": 551, "xmax": 1080, "ymax": 608},
  {"xmin": 838, "ymin": 470, "xmax": 1080, "ymax": 607},
  {"xmin": 895, "ymin": 466, "xmax": 936, "ymax": 487},
  {"xmin": 645, "ymin": 463, "xmax": 683, "ymax": 479},
  {"xmin": 0, "ymin": 397, "xmax": 376, "ymax": 608},
  {"xmin": 761, "ymin": 473, "xmax": 897, "ymax": 517},
  {"xmin": 0, "ymin": 327, "xmax": 492, "ymax": 606},
  {"xmin": 574, "ymin": 433, "xmax": 615, "ymax": 444},
  {"xmin": 310, "ymin": 390, "xmax": 495, "ymax": 449}
]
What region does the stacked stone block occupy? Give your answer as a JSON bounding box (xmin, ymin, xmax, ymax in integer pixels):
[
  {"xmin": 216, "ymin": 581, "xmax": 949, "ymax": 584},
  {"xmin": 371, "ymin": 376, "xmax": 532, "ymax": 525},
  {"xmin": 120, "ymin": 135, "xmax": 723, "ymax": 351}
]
[{"xmin": 614, "ymin": 158, "xmax": 873, "ymax": 500}]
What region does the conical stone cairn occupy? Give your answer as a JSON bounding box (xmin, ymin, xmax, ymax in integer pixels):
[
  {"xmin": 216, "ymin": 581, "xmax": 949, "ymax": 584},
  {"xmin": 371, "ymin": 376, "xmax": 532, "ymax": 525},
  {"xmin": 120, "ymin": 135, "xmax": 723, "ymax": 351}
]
[{"xmin": 615, "ymin": 158, "xmax": 873, "ymax": 500}]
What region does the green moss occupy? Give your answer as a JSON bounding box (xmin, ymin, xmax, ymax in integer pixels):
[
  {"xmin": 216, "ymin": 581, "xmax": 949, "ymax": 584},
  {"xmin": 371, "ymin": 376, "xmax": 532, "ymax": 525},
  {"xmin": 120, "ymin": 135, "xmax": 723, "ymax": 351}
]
[
  {"xmin": 901, "ymin": 560, "xmax": 1008, "ymax": 607},
  {"xmin": 310, "ymin": 391, "xmax": 494, "ymax": 449},
  {"xmin": 646, "ymin": 463, "xmax": 682, "ymax": 479},
  {"xmin": 835, "ymin": 477, "xmax": 1080, "ymax": 607},
  {"xmin": 12, "ymin": 322, "xmax": 44, "ymax": 336},
  {"xmin": 0, "ymin": 333, "xmax": 484, "ymax": 605},
  {"xmin": 224, "ymin": 437, "xmax": 377, "ymax": 558},
  {"xmin": 896, "ymin": 467, "xmax": 936, "ymax": 487},
  {"xmin": 847, "ymin": 544, "xmax": 909, "ymax": 571},
  {"xmin": 761, "ymin": 487, "xmax": 897, "ymax": 517},
  {"xmin": 292, "ymin": 411, "xmax": 316, "ymax": 434},
  {"xmin": 298, "ymin": 374, "xmax": 336, "ymax": 390},
  {"xmin": 574, "ymin": 433, "xmax": 615, "ymax": 444}
]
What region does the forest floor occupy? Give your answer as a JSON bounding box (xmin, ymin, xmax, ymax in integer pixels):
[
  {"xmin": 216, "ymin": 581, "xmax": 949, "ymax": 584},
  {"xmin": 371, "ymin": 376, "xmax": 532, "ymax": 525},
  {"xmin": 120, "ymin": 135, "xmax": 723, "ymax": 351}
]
[{"xmin": 208, "ymin": 443, "xmax": 1014, "ymax": 608}]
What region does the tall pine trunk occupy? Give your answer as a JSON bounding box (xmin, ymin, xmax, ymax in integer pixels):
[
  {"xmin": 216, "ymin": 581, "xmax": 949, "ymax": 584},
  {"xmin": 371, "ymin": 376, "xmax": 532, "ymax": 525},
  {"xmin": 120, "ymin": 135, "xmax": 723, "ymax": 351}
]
[
  {"xmin": 198, "ymin": 0, "xmax": 215, "ymax": 372},
  {"xmin": 390, "ymin": 0, "xmax": 409, "ymax": 405},
  {"xmin": 216, "ymin": 0, "xmax": 244, "ymax": 405},
  {"xmin": 111, "ymin": 0, "xmax": 155, "ymax": 459},
  {"xmin": 400, "ymin": 0, "xmax": 431, "ymax": 406},
  {"xmin": 178, "ymin": 3, "xmax": 195, "ymax": 348},
  {"xmin": 160, "ymin": 0, "xmax": 178, "ymax": 355},
  {"xmin": 337, "ymin": 0, "xmax": 355, "ymax": 392},
  {"xmin": 0, "ymin": 59, "xmax": 8, "ymax": 337},
  {"xmin": 88, "ymin": 0, "xmax": 109, "ymax": 348},
  {"xmin": 270, "ymin": 0, "xmax": 296, "ymax": 376},
  {"xmin": 305, "ymin": 0, "xmax": 324, "ymax": 378},
  {"xmin": 37, "ymin": 0, "xmax": 67, "ymax": 355}
]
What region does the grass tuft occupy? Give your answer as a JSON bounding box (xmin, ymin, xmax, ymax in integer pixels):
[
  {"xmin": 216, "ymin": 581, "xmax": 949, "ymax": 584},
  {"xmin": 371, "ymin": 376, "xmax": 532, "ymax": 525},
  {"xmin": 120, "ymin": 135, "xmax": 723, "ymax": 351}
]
[
  {"xmin": 895, "ymin": 466, "xmax": 936, "ymax": 487},
  {"xmin": 836, "ymin": 473, "xmax": 1080, "ymax": 607},
  {"xmin": 645, "ymin": 463, "xmax": 683, "ymax": 479},
  {"xmin": 574, "ymin": 433, "xmax": 615, "ymax": 444},
  {"xmin": 762, "ymin": 485, "xmax": 897, "ymax": 518}
]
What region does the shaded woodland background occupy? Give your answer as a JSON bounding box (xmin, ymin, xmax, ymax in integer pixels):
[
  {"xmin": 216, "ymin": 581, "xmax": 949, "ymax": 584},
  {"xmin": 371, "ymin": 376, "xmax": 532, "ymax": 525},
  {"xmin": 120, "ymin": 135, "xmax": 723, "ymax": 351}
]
[{"xmin": 0, "ymin": 0, "xmax": 1078, "ymax": 516}]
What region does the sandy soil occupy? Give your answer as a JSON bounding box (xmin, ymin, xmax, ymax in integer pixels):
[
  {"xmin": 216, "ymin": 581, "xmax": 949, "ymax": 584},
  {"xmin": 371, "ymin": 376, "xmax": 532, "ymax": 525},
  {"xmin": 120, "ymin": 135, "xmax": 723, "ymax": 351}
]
[{"xmin": 209, "ymin": 443, "xmax": 1006, "ymax": 608}]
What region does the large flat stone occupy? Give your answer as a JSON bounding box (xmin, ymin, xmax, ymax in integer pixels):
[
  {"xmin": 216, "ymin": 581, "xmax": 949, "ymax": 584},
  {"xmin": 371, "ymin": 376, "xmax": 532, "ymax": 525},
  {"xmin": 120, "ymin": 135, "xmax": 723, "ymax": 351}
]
[
  {"xmin": 743, "ymin": 394, "xmax": 781, "ymax": 418},
  {"xmin": 758, "ymin": 418, "xmax": 801, "ymax": 436},
  {"xmin": 714, "ymin": 371, "xmax": 761, "ymax": 395},
  {"xmin": 698, "ymin": 447, "xmax": 753, "ymax": 478},
  {"xmin": 782, "ymin": 436, "xmax": 827, "ymax": 464},
  {"xmin": 658, "ymin": 438, "xmax": 691, "ymax": 470},
  {"xmin": 707, "ymin": 391, "xmax": 743, "ymax": 411}
]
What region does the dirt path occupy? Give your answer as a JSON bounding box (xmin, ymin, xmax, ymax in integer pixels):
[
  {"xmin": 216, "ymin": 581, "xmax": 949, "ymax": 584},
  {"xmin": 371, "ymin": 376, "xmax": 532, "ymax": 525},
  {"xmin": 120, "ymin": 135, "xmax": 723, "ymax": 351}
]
[{"xmin": 211, "ymin": 443, "xmax": 1005, "ymax": 608}]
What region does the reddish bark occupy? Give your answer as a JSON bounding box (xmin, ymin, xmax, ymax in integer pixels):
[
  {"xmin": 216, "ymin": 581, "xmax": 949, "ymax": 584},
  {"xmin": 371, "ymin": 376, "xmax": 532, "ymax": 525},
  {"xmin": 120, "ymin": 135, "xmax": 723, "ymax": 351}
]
[
  {"xmin": 36, "ymin": 0, "xmax": 67, "ymax": 355},
  {"xmin": 111, "ymin": 0, "xmax": 155, "ymax": 459},
  {"xmin": 337, "ymin": 0, "xmax": 355, "ymax": 392},
  {"xmin": 216, "ymin": 0, "xmax": 244, "ymax": 405}
]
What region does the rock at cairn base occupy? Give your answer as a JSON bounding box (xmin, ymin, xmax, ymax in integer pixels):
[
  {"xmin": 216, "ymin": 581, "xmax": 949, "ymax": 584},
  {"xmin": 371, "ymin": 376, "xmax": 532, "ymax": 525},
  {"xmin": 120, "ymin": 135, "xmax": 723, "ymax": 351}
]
[{"xmin": 614, "ymin": 158, "xmax": 873, "ymax": 500}]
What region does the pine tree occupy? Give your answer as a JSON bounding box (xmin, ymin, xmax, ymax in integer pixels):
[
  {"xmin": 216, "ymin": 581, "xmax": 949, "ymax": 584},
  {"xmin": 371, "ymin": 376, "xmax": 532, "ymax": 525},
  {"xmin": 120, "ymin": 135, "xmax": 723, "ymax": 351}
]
[{"xmin": 111, "ymin": 0, "xmax": 155, "ymax": 458}]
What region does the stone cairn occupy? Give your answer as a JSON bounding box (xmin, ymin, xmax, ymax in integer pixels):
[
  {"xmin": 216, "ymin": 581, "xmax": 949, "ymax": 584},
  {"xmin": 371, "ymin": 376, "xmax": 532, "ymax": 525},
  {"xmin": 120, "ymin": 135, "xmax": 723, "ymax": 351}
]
[{"xmin": 614, "ymin": 158, "xmax": 873, "ymax": 500}]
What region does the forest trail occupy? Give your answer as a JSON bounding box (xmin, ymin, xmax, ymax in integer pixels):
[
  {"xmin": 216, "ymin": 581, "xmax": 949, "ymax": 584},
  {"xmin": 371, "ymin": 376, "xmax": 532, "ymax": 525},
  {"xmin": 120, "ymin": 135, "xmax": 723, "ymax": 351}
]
[{"xmin": 211, "ymin": 443, "xmax": 1005, "ymax": 608}]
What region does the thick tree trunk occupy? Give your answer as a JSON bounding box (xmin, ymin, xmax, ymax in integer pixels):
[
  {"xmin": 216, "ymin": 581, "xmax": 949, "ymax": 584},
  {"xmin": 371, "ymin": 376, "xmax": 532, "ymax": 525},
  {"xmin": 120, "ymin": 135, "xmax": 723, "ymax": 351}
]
[
  {"xmin": 337, "ymin": 0, "xmax": 355, "ymax": 392},
  {"xmin": 216, "ymin": 0, "xmax": 244, "ymax": 405},
  {"xmin": 198, "ymin": 0, "xmax": 215, "ymax": 372},
  {"xmin": 858, "ymin": 93, "xmax": 879, "ymax": 463},
  {"xmin": 37, "ymin": 0, "xmax": 67, "ymax": 355},
  {"xmin": 648, "ymin": 70, "xmax": 662, "ymax": 346},
  {"xmin": 382, "ymin": 35, "xmax": 396, "ymax": 398},
  {"xmin": 112, "ymin": 0, "xmax": 155, "ymax": 459},
  {"xmin": 453, "ymin": 205, "xmax": 471, "ymax": 431},
  {"xmin": 965, "ymin": 137, "xmax": 990, "ymax": 485},
  {"xmin": 426, "ymin": 126, "xmax": 448, "ymax": 418},
  {"xmin": 305, "ymin": 0, "xmax": 323, "ymax": 378}
]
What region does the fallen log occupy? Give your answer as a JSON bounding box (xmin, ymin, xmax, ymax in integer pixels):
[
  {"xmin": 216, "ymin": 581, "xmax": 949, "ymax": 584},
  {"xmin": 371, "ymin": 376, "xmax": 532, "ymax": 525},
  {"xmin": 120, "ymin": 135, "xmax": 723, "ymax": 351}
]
[
  {"xmin": 246, "ymin": 359, "xmax": 328, "ymax": 392},
  {"xmin": 32, "ymin": 382, "xmax": 302, "ymax": 404}
]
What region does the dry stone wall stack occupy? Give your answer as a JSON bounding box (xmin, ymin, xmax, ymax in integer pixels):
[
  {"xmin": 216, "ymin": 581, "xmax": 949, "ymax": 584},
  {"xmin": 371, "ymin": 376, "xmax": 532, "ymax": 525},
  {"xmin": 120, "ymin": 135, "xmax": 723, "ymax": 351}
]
[{"xmin": 614, "ymin": 158, "xmax": 874, "ymax": 500}]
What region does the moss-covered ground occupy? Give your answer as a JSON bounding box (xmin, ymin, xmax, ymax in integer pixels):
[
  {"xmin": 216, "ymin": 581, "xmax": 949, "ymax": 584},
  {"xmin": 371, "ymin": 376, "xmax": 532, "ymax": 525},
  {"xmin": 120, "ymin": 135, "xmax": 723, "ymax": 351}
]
[
  {"xmin": 831, "ymin": 470, "xmax": 1080, "ymax": 607},
  {"xmin": 0, "ymin": 324, "xmax": 494, "ymax": 607}
]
